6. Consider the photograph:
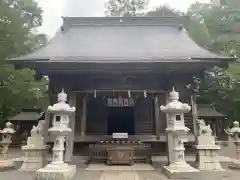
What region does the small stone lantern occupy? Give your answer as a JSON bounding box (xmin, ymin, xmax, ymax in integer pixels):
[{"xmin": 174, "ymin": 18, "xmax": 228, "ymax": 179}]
[
  {"xmin": 0, "ymin": 121, "xmax": 15, "ymax": 159},
  {"xmin": 227, "ymin": 121, "xmax": 240, "ymax": 169},
  {"xmin": 36, "ymin": 89, "xmax": 76, "ymax": 180},
  {"xmin": 160, "ymin": 88, "xmax": 199, "ymax": 176}
]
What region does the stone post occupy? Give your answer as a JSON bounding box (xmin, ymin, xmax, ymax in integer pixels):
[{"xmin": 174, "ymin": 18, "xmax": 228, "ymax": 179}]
[
  {"xmin": 160, "ymin": 88, "xmax": 199, "ymax": 176},
  {"xmin": 36, "ymin": 89, "xmax": 76, "ymax": 180}
]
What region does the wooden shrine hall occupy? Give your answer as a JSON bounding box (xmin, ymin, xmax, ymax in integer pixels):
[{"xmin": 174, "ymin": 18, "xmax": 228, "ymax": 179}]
[{"xmin": 10, "ymin": 17, "xmax": 235, "ymax": 164}]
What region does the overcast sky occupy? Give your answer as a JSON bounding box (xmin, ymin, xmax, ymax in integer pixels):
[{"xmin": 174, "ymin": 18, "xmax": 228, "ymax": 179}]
[{"xmin": 36, "ymin": 0, "xmax": 209, "ymax": 37}]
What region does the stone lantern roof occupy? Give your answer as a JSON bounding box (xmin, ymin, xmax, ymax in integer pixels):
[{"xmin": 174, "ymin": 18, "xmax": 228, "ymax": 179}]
[
  {"xmin": 1, "ymin": 121, "xmax": 15, "ymax": 134},
  {"xmin": 230, "ymin": 121, "xmax": 240, "ymax": 134},
  {"xmin": 160, "ymin": 88, "xmax": 191, "ymax": 113},
  {"xmin": 47, "ymin": 89, "xmax": 76, "ymax": 113}
]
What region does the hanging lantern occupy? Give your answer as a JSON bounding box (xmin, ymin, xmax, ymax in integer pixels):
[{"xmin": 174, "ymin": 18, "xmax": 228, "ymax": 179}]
[
  {"xmin": 128, "ymin": 89, "xmax": 131, "ymax": 98},
  {"xmin": 144, "ymin": 90, "xmax": 147, "ymax": 98}
]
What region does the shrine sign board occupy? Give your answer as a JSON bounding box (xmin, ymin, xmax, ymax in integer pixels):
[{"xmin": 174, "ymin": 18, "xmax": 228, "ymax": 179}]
[{"xmin": 106, "ymin": 98, "xmax": 134, "ymax": 107}]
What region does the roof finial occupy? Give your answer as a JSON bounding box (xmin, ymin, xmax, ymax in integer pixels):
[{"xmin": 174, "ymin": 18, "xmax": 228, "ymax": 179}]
[{"xmin": 172, "ymin": 86, "xmax": 175, "ymax": 92}]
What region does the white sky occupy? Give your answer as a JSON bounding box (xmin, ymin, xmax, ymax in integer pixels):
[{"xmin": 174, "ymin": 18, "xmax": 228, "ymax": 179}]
[{"xmin": 36, "ymin": 0, "xmax": 209, "ymax": 37}]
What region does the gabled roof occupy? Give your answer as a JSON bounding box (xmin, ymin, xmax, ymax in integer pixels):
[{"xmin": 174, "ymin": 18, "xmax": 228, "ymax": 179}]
[
  {"xmin": 9, "ymin": 111, "xmax": 41, "ymax": 121},
  {"xmin": 197, "ymin": 104, "xmax": 225, "ymax": 118},
  {"xmin": 10, "ymin": 17, "xmax": 234, "ymax": 63}
]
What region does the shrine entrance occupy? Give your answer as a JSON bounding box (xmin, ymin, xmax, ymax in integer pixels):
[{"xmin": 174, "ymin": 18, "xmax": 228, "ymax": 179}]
[{"xmin": 107, "ymin": 107, "xmax": 135, "ymax": 135}]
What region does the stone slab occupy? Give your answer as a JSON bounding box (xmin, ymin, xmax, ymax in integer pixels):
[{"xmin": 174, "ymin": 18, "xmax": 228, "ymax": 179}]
[
  {"xmin": 100, "ymin": 172, "xmax": 139, "ymax": 180},
  {"xmin": 36, "ymin": 165, "xmax": 76, "ymax": 180},
  {"xmin": 86, "ymin": 164, "xmax": 155, "ymax": 171},
  {"xmin": 0, "ymin": 160, "xmax": 15, "ymax": 172},
  {"xmin": 163, "ymin": 163, "xmax": 199, "ymax": 179}
]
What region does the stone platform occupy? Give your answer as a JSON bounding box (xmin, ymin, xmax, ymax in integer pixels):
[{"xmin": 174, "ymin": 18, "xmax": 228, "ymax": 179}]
[{"xmin": 86, "ymin": 163, "xmax": 155, "ymax": 171}]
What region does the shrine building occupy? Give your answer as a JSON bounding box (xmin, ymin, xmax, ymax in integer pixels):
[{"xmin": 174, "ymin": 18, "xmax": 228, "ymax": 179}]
[{"xmin": 10, "ymin": 17, "xmax": 235, "ymax": 162}]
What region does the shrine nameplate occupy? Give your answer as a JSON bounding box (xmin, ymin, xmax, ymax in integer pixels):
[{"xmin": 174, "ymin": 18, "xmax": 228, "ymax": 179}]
[
  {"xmin": 112, "ymin": 133, "xmax": 128, "ymax": 139},
  {"xmin": 107, "ymin": 147, "xmax": 134, "ymax": 165}
]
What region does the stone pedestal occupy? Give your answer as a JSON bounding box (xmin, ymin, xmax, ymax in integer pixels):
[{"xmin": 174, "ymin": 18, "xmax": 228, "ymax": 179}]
[
  {"xmin": 19, "ymin": 125, "xmax": 48, "ymax": 171},
  {"xmin": 195, "ymin": 145, "xmax": 223, "ymax": 171},
  {"xmin": 195, "ymin": 119, "xmax": 224, "ymax": 171},
  {"xmin": 36, "ymin": 164, "xmax": 76, "ymax": 180},
  {"xmin": 19, "ymin": 147, "xmax": 47, "ymax": 171}
]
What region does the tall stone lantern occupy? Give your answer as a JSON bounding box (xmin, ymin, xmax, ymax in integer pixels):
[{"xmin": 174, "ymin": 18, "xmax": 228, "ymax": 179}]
[
  {"xmin": 227, "ymin": 121, "xmax": 240, "ymax": 169},
  {"xmin": 160, "ymin": 88, "xmax": 199, "ymax": 176},
  {"xmin": 36, "ymin": 89, "xmax": 76, "ymax": 180}
]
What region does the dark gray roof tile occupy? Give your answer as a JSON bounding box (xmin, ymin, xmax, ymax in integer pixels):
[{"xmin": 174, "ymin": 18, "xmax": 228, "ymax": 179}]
[{"xmin": 11, "ymin": 17, "xmax": 234, "ymax": 63}]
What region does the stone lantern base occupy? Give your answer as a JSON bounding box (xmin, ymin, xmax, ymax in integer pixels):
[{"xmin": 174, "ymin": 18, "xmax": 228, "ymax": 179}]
[
  {"xmin": 36, "ymin": 163, "xmax": 76, "ymax": 180},
  {"xmin": 229, "ymin": 160, "xmax": 240, "ymax": 169},
  {"xmin": 163, "ymin": 161, "xmax": 199, "ymax": 177}
]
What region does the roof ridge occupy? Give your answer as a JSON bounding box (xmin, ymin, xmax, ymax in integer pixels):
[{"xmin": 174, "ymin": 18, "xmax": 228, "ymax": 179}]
[{"xmin": 61, "ymin": 16, "xmax": 182, "ymax": 31}]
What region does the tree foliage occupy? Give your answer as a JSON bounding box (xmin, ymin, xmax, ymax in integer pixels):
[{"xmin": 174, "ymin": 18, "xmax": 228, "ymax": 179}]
[
  {"xmin": 185, "ymin": 0, "xmax": 240, "ymax": 123},
  {"xmin": 0, "ymin": 0, "xmax": 48, "ymax": 122},
  {"xmin": 105, "ymin": 0, "xmax": 149, "ymax": 17}
]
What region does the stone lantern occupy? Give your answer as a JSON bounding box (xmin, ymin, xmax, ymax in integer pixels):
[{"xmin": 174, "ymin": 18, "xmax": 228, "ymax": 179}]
[
  {"xmin": 0, "ymin": 121, "xmax": 15, "ymax": 159},
  {"xmin": 160, "ymin": 88, "xmax": 199, "ymax": 176},
  {"xmin": 227, "ymin": 121, "xmax": 240, "ymax": 169},
  {"xmin": 36, "ymin": 89, "xmax": 76, "ymax": 180}
]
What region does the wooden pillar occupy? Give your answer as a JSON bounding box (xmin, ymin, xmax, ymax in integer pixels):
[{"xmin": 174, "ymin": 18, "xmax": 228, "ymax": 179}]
[
  {"xmin": 80, "ymin": 95, "xmax": 87, "ymax": 137},
  {"xmin": 191, "ymin": 94, "xmax": 198, "ymax": 138},
  {"xmin": 43, "ymin": 111, "xmax": 50, "ymax": 144},
  {"xmin": 154, "ymin": 95, "xmax": 160, "ymax": 139},
  {"xmin": 165, "ymin": 92, "xmax": 172, "ymax": 164},
  {"xmin": 65, "ymin": 92, "xmax": 76, "ymax": 162}
]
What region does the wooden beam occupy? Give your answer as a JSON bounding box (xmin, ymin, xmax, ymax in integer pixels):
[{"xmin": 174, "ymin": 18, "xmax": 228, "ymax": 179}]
[
  {"xmin": 72, "ymin": 89, "xmax": 168, "ymax": 93},
  {"xmin": 65, "ymin": 92, "xmax": 76, "ymax": 162},
  {"xmin": 154, "ymin": 95, "xmax": 160, "ymax": 139},
  {"xmin": 191, "ymin": 94, "xmax": 198, "ymax": 138},
  {"xmin": 80, "ymin": 95, "xmax": 87, "ymax": 137}
]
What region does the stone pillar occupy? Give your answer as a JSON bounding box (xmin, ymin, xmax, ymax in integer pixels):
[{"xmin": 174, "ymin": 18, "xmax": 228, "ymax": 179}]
[
  {"xmin": 191, "ymin": 94, "xmax": 198, "ymax": 138},
  {"xmin": 65, "ymin": 92, "xmax": 76, "ymax": 162},
  {"xmin": 154, "ymin": 95, "xmax": 160, "ymax": 139},
  {"xmin": 80, "ymin": 95, "xmax": 87, "ymax": 137}
]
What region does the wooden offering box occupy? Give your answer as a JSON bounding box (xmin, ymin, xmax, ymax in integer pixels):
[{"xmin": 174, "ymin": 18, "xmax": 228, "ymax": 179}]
[{"xmin": 107, "ymin": 146, "xmax": 134, "ymax": 165}]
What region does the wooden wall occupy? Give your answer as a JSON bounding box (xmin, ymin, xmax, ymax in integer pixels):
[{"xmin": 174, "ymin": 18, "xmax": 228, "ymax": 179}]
[{"xmin": 134, "ymin": 97, "xmax": 155, "ymax": 135}]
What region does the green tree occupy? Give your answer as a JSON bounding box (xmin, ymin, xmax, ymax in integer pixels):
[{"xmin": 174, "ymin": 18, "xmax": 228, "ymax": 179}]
[
  {"xmin": 187, "ymin": 0, "xmax": 240, "ymax": 123},
  {"xmin": 105, "ymin": 0, "xmax": 149, "ymax": 17},
  {"xmin": 0, "ymin": 0, "xmax": 48, "ymax": 122}
]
